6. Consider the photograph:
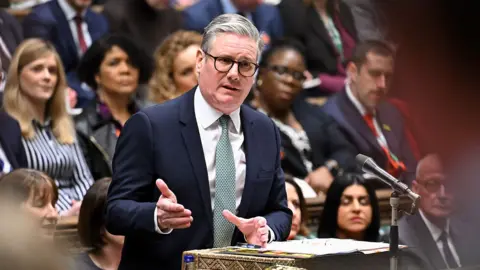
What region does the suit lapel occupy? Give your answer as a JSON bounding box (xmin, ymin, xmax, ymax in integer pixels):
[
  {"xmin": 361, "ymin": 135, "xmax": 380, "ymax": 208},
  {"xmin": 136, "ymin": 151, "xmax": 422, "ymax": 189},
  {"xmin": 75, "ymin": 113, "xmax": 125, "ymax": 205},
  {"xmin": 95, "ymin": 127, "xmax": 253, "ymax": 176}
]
[
  {"xmin": 337, "ymin": 91, "xmax": 383, "ymax": 153},
  {"xmin": 179, "ymin": 89, "xmax": 212, "ymax": 226},
  {"xmin": 84, "ymin": 11, "xmax": 99, "ymax": 40},
  {"xmin": 51, "ymin": 1, "xmax": 79, "ymax": 63},
  {"xmin": 410, "ymin": 214, "xmax": 447, "ymax": 270},
  {"xmin": 307, "ymin": 6, "xmax": 336, "ymax": 54},
  {"xmin": 236, "ymin": 106, "xmax": 260, "ymax": 218},
  {"xmin": 376, "ymin": 104, "xmax": 400, "ymax": 156}
]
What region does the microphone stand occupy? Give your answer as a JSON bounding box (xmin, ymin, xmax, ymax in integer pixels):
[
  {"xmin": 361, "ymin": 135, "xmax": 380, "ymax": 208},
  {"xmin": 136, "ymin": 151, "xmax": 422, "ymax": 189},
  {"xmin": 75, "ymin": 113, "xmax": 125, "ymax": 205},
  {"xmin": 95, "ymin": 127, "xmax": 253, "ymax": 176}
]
[{"xmin": 389, "ymin": 191, "xmax": 400, "ymax": 270}]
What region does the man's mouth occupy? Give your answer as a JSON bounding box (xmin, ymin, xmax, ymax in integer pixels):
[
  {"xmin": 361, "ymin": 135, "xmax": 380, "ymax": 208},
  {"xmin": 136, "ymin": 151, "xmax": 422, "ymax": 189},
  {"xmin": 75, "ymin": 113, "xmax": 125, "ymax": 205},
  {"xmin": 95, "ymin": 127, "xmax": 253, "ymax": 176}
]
[{"xmin": 223, "ymin": 85, "xmax": 240, "ymax": 91}]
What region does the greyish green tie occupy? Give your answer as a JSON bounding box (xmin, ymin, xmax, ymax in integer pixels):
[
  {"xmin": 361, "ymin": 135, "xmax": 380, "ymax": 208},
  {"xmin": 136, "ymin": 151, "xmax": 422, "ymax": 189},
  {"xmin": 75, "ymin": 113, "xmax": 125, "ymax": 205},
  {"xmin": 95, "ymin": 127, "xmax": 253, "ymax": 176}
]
[{"xmin": 213, "ymin": 115, "xmax": 236, "ymax": 248}]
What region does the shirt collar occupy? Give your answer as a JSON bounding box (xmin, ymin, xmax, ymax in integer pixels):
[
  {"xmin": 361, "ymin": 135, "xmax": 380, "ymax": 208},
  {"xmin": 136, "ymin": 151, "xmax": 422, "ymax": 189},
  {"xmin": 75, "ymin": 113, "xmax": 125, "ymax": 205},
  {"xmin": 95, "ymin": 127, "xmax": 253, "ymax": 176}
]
[
  {"xmin": 32, "ymin": 117, "xmax": 52, "ymax": 128},
  {"xmin": 57, "ymin": 0, "xmax": 85, "ymax": 20},
  {"xmin": 194, "ymin": 86, "xmax": 241, "ymax": 133},
  {"xmin": 419, "ymin": 209, "xmax": 451, "ymax": 242},
  {"xmin": 346, "ymin": 83, "xmax": 370, "ymax": 117}
]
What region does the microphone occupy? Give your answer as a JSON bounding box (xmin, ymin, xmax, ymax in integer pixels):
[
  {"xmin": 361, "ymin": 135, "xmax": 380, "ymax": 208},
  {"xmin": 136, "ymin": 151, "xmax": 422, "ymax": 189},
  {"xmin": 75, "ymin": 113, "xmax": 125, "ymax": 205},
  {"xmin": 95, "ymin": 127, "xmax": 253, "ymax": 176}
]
[{"xmin": 356, "ymin": 154, "xmax": 420, "ymax": 207}]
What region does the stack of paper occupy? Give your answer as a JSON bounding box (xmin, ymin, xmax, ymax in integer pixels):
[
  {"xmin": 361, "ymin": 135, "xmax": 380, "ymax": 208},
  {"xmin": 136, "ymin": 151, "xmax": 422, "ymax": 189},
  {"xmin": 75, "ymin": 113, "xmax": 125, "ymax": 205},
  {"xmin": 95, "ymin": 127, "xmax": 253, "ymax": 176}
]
[{"xmin": 265, "ymin": 239, "xmax": 398, "ymax": 256}]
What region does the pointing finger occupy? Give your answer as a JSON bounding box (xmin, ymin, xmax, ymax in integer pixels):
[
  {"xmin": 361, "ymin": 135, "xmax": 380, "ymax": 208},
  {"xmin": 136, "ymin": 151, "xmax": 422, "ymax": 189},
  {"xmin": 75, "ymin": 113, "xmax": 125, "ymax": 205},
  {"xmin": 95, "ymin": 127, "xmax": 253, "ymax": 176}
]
[
  {"xmin": 222, "ymin": 210, "xmax": 244, "ymax": 227},
  {"xmin": 156, "ymin": 179, "xmax": 176, "ymax": 200}
]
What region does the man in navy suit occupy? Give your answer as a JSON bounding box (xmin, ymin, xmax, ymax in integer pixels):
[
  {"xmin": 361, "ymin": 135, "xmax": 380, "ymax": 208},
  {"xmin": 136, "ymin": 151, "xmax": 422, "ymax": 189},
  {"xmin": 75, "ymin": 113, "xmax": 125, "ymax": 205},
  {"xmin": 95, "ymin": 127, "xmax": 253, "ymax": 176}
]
[
  {"xmin": 22, "ymin": 0, "xmax": 108, "ymax": 108},
  {"xmin": 182, "ymin": 0, "xmax": 283, "ymax": 49},
  {"xmin": 105, "ymin": 14, "xmax": 292, "ymax": 270},
  {"xmin": 323, "ymin": 40, "xmax": 417, "ymax": 185},
  {"xmin": 0, "ymin": 111, "xmax": 27, "ymax": 176}
]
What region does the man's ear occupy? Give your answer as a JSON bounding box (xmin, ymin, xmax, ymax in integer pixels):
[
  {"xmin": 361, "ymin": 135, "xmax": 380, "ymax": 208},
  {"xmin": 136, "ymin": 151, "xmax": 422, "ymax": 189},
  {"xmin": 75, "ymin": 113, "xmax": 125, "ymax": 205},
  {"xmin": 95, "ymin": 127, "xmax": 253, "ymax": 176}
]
[
  {"xmin": 196, "ymin": 49, "xmax": 204, "ymax": 74},
  {"xmin": 412, "ymin": 180, "xmax": 419, "ymax": 193},
  {"xmin": 346, "ymin": 62, "xmax": 358, "ymax": 80}
]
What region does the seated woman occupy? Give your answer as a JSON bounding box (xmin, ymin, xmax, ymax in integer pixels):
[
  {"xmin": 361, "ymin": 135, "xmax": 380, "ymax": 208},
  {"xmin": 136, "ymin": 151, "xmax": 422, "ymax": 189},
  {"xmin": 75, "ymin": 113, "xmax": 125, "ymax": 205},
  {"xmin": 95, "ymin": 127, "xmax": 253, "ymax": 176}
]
[
  {"xmin": 75, "ymin": 34, "xmax": 154, "ymax": 180},
  {"xmin": 251, "ymin": 39, "xmax": 357, "ymax": 194},
  {"xmin": 317, "ymin": 173, "xmax": 380, "ymax": 241},
  {"xmin": 76, "ymin": 177, "xmax": 123, "ymax": 270},
  {"xmin": 3, "ymin": 39, "xmax": 94, "ymax": 215},
  {"xmin": 0, "ymin": 169, "xmax": 58, "ymax": 239},
  {"xmin": 285, "ymin": 175, "xmax": 316, "ymax": 240},
  {"xmin": 149, "ymin": 30, "xmax": 202, "ymax": 104}
]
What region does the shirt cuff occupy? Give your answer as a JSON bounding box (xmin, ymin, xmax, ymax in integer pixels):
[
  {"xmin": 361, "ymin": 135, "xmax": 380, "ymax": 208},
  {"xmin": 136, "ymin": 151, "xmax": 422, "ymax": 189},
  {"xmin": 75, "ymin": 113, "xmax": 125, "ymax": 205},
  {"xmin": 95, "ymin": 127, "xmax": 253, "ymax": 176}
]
[
  {"xmin": 243, "ymin": 225, "xmax": 275, "ymax": 244},
  {"xmin": 154, "ymin": 205, "xmax": 173, "ymax": 234}
]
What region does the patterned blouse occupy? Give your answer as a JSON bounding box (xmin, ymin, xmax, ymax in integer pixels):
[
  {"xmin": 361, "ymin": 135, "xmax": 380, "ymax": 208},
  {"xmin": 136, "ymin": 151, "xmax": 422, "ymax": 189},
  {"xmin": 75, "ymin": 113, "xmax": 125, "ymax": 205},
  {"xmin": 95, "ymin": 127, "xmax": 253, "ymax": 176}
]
[{"xmin": 22, "ymin": 120, "xmax": 94, "ymax": 213}]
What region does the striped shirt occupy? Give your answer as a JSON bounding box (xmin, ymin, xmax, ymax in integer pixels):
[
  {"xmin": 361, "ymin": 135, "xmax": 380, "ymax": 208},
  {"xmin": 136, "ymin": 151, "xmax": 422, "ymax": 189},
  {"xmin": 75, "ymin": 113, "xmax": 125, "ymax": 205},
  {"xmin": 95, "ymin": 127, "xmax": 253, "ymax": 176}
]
[{"xmin": 22, "ymin": 120, "xmax": 94, "ymax": 213}]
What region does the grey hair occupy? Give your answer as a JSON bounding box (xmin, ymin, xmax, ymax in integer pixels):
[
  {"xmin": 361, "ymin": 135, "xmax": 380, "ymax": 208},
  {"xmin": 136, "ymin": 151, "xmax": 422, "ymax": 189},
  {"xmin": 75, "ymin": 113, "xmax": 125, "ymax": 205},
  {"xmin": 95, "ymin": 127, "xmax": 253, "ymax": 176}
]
[{"xmin": 201, "ymin": 14, "xmax": 264, "ymax": 60}]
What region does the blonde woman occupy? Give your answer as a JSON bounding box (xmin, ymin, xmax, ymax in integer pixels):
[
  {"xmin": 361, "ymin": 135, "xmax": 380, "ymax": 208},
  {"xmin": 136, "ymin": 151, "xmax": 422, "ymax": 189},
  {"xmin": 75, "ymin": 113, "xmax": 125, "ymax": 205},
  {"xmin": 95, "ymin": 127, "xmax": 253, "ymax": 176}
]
[
  {"xmin": 148, "ymin": 30, "xmax": 202, "ymax": 104},
  {"xmin": 3, "ymin": 39, "xmax": 94, "ymax": 215}
]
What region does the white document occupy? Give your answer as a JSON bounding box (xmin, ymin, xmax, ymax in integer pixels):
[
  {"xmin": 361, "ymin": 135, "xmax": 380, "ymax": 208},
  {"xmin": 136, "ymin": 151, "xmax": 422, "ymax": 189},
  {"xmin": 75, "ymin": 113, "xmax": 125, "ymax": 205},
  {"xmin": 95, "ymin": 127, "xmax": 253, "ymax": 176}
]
[{"xmin": 265, "ymin": 239, "xmax": 394, "ymax": 256}]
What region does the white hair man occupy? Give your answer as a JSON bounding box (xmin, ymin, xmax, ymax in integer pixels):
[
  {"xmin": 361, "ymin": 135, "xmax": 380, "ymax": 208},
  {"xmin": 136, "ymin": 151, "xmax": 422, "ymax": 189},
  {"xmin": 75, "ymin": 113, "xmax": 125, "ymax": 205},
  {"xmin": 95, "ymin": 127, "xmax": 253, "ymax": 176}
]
[{"xmin": 105, "ymin": 14, "xmax": 292, "ymax": 270}]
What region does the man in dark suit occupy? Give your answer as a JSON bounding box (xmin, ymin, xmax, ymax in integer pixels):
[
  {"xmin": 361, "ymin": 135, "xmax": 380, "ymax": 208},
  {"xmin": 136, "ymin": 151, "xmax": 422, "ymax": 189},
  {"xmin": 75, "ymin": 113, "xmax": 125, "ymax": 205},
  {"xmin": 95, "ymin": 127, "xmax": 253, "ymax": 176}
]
[
  {"xmin": 0, "ymin": 9, "xmax": 23, "ymax": 91},
  {"xmin": 398, "ymin": 154, "xmax": 479, "ymax": 269},
  {"xmin": 182, "ymin": 0, "xmax": 283, "ymax": 50},
  {"xmin": 323, "ymin": 40, "xmax": 417, "ymax": 185},
  {"xmin": 105, "ymin": 14, "xmax": 292, "ymax": 270},
  {"xmin": 0, "ymin": 111, "xmax": 27, "ymax": 175},
  {"xmin": 22, "ymin": 0, "xmax": 108, "ymax": 107},
  {"xmin": 0, "ymin": 9, "xmax": 23, "ymax": 69}
]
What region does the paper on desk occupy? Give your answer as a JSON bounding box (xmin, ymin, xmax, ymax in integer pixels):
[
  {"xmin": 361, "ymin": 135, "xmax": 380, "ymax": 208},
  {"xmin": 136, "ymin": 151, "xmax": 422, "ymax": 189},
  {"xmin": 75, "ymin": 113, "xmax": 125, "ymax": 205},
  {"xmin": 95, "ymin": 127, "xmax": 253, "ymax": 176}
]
[{"xmin": 266, "ymin": 239, "xmax": 394, "ymax": 256}]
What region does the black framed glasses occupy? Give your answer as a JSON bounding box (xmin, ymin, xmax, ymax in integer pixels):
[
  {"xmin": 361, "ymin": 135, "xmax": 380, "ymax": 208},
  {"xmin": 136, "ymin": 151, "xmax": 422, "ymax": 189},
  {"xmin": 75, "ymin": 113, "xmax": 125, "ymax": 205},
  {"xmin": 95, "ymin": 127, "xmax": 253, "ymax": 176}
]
[
  {"xmin": 267, "ymin": 65, "xmax": 306, "ymax": 82},
  {"xmin": 204, "ymin": 51, "xmax": 259, "ymax": 77}
]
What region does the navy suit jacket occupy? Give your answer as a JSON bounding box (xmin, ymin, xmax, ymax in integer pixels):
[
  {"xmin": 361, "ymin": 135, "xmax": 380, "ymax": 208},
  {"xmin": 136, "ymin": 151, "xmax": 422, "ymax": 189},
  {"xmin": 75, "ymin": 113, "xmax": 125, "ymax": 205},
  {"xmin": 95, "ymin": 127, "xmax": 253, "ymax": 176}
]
[
  {"xmin": 0, "ymin": 10, "xmax": 23, "ymax": 56},
  {"xmin": 22, "ymin": 0, "xmax": 109, "ymax": 107},
  {"xmin": 106, "ymin": 88, "xmax": 292, "ymax": 270},
  {"xmin": 0, "ymin": 110, "xmax": 27, "ymax": 170},
  {"xmin": 182, "ymin": 0, "xmax": 283, "ymax": 43},
  {"xmin": 322, "ymin": 89, "xmax": 417, "ymax": 185}
]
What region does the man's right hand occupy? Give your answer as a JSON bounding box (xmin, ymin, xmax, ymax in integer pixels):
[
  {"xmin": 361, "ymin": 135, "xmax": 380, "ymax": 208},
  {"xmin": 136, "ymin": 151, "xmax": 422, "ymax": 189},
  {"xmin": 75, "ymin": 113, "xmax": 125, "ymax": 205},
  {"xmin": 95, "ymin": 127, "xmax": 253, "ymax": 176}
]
[{"xmin": 156, "ymin": 179, "xmax": 193, "ymax": 230}]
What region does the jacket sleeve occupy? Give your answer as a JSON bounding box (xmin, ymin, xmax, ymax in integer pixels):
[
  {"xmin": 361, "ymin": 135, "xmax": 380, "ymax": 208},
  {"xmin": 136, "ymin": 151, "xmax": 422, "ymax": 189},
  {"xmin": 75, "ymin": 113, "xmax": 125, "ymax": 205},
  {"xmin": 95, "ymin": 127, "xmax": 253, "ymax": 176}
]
[
  {"xmin": 105, "ymin": 112, "xmax": 158, "ymax": 236},
  {"xmin": 264, "ymin": 122, "xmax": 293, "ymax": 241}
]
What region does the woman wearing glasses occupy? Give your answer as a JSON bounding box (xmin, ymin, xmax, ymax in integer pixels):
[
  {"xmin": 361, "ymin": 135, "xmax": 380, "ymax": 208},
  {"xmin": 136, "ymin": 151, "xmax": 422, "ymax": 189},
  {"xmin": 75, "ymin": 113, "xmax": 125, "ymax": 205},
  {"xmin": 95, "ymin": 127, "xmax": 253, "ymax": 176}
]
[{"xmin": 251, "ymin": 39, "xmax": 357, "ymax": 194}]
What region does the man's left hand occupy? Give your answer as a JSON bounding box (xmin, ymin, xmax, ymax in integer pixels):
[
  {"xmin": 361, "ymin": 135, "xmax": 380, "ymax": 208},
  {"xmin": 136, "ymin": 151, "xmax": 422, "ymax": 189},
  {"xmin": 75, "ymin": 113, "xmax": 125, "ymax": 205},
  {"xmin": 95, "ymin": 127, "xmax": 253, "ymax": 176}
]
[{"xmin": 222, "ymin": 210, "xmax": 269, "ymax": 248}]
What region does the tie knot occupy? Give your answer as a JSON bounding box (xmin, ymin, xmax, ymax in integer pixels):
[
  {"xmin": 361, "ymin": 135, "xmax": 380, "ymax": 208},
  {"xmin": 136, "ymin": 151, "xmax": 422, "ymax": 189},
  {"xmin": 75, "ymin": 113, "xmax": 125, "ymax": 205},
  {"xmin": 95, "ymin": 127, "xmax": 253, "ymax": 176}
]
[
  {"xmin": 74, "ymin": 14, "xmax": 83, "ymax": 23},
  {"xmin": 439, "ymin": 230, "xmax": 449, "ymax": 242},
  {"xmin": 219, "ymin": 115, "xmax": 230, "ymax": 129}
]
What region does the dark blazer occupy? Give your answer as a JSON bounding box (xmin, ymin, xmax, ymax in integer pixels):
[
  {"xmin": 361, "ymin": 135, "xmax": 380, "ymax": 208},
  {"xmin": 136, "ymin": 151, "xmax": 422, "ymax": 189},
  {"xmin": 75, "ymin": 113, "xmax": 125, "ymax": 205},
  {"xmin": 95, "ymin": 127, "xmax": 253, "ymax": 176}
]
[
  {"xmin": 398, "ymin": 213, "xmax": 479, "ymax": 270},
  {"xmin": 105, "ymin": 88, "xmax": 292, "ymax": 270},
  {"xmin": 22, "ymin": 0, "xmax": 109, "ymax": 107},
  {"xmin": 277, "ymin": 98, "xmax": 358, "ymax": 178},
  {"xmin": 322, "ymin": 89, "xmax": 417, "ymax": 185},
  {"xmin": 0, "ymin": 9, "xmax": 23, "ymax": 56},
  {"xmin": 0, "ymin": 110, "xmax": 27, "ymax": 169},
  {"xmin": 304, "ymin": 1, "xmax": 358, "ymax": 76},
  {"xmin": 182, "ymin": 0, "xmax": 283, "ymax": 43}
]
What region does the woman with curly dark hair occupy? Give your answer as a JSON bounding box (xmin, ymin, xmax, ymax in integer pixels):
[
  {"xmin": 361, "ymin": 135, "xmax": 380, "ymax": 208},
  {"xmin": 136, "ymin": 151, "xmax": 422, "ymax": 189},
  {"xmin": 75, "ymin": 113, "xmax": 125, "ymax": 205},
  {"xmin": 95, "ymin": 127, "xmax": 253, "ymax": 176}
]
[{"xmin": 148, "ymin": 30, "xmax": 202, "ymax": 104}]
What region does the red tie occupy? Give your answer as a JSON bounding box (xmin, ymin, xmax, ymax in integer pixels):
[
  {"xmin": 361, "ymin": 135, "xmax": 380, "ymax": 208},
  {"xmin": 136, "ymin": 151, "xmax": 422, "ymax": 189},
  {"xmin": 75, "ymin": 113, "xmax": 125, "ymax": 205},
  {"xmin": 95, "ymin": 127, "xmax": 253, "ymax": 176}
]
[
  {"xmin": 74, "ymin": 14, "xmax": 88, "ymax": 53},
  {"xmin": 363, "ymin": 113, "xmax": 406, "ymax": 177}
]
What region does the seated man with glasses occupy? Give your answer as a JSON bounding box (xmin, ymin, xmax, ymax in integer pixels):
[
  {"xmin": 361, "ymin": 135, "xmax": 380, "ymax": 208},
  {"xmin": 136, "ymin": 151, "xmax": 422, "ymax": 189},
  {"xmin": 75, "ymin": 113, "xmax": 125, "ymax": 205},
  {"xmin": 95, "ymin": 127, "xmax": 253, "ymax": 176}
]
[
  {"xmin": 398, "ymin": 154, "xmax": 478, "ymax": 269},
  {"xmin": 105, "ymin": 14, "xmax": 292, "ymax": 270},
  {"xmin": 250, "ymin": 39, "xmax": 358, "ymax": 195}
]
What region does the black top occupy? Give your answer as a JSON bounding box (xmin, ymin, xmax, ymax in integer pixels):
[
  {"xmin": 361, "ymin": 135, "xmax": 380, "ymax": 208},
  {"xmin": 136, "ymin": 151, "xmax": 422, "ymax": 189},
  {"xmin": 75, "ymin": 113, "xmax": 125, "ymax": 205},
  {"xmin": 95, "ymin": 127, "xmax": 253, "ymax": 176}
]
[{"xmin": 75, "ymin": 252, "xmax": 102, "ymax": 270}]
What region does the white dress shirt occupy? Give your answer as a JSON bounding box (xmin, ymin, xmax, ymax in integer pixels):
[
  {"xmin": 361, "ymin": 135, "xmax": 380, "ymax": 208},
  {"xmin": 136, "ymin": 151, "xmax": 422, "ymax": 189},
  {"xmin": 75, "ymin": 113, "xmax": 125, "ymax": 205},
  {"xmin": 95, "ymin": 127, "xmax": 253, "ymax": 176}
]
[
  {"xmin": 57, "ymin": 0, "xmax": 92, "ymax": 57},
  {"xmin": 155, "ymin": 88, "xmax": 275, "ymax": 242},
  {"xmin": 419, "ymin": 210, "xmax": 461, "ymax": 267},
  {"xmin": 0, "ymin": 144, "xmax": 12, "ymax": 175}
]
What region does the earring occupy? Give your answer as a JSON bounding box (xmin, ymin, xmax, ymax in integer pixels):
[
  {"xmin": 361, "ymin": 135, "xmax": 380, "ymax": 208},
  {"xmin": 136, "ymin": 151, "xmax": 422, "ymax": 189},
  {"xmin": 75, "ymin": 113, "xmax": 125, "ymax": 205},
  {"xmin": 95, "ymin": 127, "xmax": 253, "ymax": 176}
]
[{"xmin": 256, "ymin": 79, "xmax": 263, "ymax": 87}]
